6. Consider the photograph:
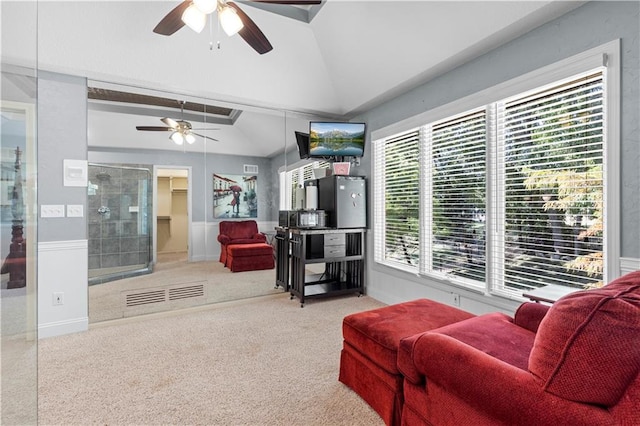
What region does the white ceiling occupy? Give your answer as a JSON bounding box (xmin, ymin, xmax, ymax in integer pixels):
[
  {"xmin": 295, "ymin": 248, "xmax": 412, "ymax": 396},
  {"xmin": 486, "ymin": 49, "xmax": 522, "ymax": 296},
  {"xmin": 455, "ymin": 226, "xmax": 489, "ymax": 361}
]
[{"xmin": 3, "ymin": 0, "xmax": 585, "ymax": 156}]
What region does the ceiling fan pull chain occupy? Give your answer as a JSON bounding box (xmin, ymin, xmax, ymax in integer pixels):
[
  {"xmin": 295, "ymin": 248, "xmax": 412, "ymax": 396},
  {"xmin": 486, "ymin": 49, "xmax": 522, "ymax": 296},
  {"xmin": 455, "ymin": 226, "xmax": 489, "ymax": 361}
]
[
  {"xmin": 216, "ymin": 10, "xmax": 222, "ymax": 50},
  {"xmin": 209, "ymin": 13, "xmax": 214, "ymax": 50}
]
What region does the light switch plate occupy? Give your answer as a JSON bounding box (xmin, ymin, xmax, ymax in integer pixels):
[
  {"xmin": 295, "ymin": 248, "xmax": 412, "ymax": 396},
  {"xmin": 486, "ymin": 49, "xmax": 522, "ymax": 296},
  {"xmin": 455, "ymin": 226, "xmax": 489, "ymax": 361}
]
[
  {"xmin": 63, "ymin": 159, "xmax": 88, "ymax": 187},
  {"xmin": 67, "ymin": 204, "xmax": 84, "ymax": 217},
  {"xmin": 41, "ymin": 205, "xmax": 65, "ymax": 218}
]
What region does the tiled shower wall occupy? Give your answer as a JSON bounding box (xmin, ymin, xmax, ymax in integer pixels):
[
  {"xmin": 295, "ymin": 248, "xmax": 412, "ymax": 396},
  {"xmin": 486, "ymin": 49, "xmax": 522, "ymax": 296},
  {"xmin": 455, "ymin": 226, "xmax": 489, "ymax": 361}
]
[{"xmin": 87, "ymin": 164, "xmax": 152, "ymax": 280}]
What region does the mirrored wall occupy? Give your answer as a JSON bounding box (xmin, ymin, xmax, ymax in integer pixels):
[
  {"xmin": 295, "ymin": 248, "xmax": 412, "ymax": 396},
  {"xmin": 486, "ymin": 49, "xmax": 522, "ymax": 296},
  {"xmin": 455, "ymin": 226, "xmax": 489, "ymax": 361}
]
[
  {"xmin": 1, "ymin": 2, "xmax": 39, "ymax": 423},
  {"xmin": 86, "ymin": 81, "xmax": 327, "ymax": 322}
]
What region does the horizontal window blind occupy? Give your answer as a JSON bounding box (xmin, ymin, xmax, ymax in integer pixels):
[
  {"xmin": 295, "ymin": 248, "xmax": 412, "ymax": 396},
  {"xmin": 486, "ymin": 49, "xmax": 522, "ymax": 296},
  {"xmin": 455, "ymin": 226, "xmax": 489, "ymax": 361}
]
[
  {"xmin": 374, "ymin": 130, "xmax": 420, "ymax": 268},
  {"xmin": 428, "ymin": 110, "xmax": 486, "ymax": 284},
  {"xmin": 372, "ymin": 57, "xmax": 611, "ymax": 299},
  {"xmin": 496, "ymin": 72, "xmax": 604, "ymax": 297}
]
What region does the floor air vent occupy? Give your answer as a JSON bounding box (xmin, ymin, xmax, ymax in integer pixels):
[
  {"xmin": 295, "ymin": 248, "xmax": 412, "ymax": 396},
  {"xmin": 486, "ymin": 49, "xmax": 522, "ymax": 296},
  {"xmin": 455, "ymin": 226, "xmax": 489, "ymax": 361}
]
[
  {"xmin": 124, "ymin": 283, "xmax": 206, "ymax": 308},
  {"xmin": 126, "ymin": 290, "xmax": 166, "ymax": 307},
  {"xmin": 169, "ymin": 284, "xmax": 204, "ymax": 300}
]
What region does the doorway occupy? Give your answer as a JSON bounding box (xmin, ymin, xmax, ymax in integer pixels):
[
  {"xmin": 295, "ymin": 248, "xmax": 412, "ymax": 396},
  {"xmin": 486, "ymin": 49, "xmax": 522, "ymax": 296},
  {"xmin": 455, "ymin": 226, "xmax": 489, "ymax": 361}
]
[{"xmin": 155, "ymin": 167, "xmax": 191, "ymax": 264}]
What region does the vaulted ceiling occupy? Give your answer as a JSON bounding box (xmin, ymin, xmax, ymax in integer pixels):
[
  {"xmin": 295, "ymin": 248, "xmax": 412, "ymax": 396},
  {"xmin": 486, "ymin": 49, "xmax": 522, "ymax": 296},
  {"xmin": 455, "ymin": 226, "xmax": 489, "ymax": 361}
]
[{"xmin": 3, "ymin": 1, "xmax": 585, "ymax": 156}]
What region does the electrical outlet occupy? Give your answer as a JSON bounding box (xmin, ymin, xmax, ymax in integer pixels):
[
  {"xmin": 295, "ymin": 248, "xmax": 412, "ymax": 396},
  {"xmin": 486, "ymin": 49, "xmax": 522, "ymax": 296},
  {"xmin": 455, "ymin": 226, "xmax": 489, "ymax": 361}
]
[
  {"xmin": 452, "ymin": 293, "xmax": 460, "ymax": 306},
  {"xmin": 41, "ymin": 205, "xmax": 65, "ymax": 218},
  {"xmin": 53, "ymin": 292, "xmax": 64, "ymax": 306}
]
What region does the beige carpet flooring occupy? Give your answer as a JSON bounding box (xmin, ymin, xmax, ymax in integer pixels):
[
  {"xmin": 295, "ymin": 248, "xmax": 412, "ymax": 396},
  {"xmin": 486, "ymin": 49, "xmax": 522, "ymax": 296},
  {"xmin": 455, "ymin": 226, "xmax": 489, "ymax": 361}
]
[
  {"xmin": 89, "ymin": 253, "xmax": 283, "ymax": 323},
  {"xmin": 39, "ymin": 292, "xmax": 387, "ymax": 425}
]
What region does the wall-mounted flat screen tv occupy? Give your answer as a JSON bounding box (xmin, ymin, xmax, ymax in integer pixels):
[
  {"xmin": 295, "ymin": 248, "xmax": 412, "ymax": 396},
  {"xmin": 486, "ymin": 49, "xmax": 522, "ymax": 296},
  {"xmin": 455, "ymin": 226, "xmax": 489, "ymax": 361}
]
[
  {"xmin": 295, "ymin": 131, "xmax": 310, "ymax": 159},
  {"xmin": 309, "ymin": 122, "xmax": 366, "ymax": 158}
]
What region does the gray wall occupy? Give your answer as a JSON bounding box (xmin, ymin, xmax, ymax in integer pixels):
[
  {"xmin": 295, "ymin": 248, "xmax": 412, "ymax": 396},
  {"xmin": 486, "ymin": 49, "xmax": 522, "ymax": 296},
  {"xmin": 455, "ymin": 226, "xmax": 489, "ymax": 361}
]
[
  {"xmin": 346, "ymin": 1, "xmax": 640, "ymax": 313},
  {"xmin": 38, "ymin": 71, "xmax": 88, "ymax": 242},
  {"xmin": 89, "ymin": 148, "xmax": 276, "ymax": 223},
  {"xmin": 356, "ymin": 0, "xmax": 640, "ymax": 258}
]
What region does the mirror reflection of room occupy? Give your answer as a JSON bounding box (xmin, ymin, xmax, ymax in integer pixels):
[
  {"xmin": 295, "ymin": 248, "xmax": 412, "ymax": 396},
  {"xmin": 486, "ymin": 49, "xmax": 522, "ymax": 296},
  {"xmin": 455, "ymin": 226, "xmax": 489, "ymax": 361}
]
[{"xmin": 86, "ymin": 82, "xmax": 327, "ymax": 323}]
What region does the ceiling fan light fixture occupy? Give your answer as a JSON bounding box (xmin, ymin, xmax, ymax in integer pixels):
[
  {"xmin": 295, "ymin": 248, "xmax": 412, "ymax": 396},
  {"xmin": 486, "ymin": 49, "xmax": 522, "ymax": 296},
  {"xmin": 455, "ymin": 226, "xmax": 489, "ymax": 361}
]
[
  {"xmin": 170, "ymin": 131, "xmax": 185, "ymax": 145},
  {"xmin": 182, "ymin": 4, "xmax": 206, "ymax": 33},
  {"xmin": 194, "ymin": 0, "xmax": 218, "ymax": 15},
  {"xmin": 219, "ymin": 6, "xmax": 244, "ymax": 36},
  {"xmin": 185, "ymin": 133, "xmax": 196, "ymax": 144}
]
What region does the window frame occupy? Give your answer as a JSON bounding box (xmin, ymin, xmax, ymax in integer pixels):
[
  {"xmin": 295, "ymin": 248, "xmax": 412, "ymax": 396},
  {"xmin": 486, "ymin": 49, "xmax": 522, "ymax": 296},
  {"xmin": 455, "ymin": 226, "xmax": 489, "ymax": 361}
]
[
  {"xmin": 372, "ymin": 40, "xmax": 620, "ymax": 298},
  {"xmin": 279, "ymin": 159, "xmax": 331, "ymax": 211}
]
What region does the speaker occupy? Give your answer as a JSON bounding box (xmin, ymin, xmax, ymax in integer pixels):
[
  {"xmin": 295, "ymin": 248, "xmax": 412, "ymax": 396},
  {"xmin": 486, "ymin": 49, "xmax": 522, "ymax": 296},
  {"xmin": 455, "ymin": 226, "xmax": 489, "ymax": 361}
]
[{"xmin": 295, "ymin": 131, "xmax": 310, "ymax": 159}]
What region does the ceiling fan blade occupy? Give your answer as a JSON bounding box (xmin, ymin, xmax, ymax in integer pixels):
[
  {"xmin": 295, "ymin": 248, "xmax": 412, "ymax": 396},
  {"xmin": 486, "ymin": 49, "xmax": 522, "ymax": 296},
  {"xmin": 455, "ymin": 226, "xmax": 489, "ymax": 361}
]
[
  {"xmin": 228, "ymin": 2, "xmax": 273, "ymax": 55},
  {"xmin": 161, "ymin": 117, "xmax": 179, "ymax": 128},
  {"xmin": 153, "ymin": 1, "xmax": 190, "ymax": 36},
  {"xmin": 136, "ymin": 126, "xmax": 173, "ymax": 131},
  {"xmin": 250, "ymin": 1, "xmax": 322, "ymax": 4},
  {"xmin": 192, "ymin": 132, "xmax": 218, "ymax": 141}
]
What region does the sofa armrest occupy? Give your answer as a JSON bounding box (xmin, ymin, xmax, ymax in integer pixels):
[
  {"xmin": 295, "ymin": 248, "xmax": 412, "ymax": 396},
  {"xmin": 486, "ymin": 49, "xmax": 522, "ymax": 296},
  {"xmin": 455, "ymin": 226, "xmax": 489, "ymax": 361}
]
[
  {"xmin": 410, "ymin": 332, "xmax": 614, "ymax": 425},
  {"xmin": 217, "ymin": 234, "xmax": 231, "ymax": 244},
  {"xmin": 398, "ymin": 332, "xmax": 426, "ymax": 385},
  {"xmin": 513, "ymin": 302, "xmax": 550, "ymax": 333},
  {"xmin": 254, "ymin": 233, "xmax": 267, "ymax": 243}
]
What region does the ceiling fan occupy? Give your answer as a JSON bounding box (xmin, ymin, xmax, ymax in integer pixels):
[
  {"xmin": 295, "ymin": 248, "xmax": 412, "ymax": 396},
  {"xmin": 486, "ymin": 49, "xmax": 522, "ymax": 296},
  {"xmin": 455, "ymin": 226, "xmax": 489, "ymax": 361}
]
[
  {"xmin": 136, "ymin": 101, "xmax": 219, "ymax": 145},
  {"xmin": 153, "ymin": 0, "xmax": 322, "ymax": 54}
]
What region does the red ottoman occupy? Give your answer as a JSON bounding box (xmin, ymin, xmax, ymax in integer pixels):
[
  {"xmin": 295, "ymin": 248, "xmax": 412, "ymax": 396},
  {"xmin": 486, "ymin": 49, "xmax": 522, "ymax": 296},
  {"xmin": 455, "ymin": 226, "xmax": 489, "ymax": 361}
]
[
  {"xmin": 339, "ymin": 298, "xmax": 476, "ymax": 426},
  {"xmin": 226, "ymin": 243, "xmax": 274, "ymax": 272}
]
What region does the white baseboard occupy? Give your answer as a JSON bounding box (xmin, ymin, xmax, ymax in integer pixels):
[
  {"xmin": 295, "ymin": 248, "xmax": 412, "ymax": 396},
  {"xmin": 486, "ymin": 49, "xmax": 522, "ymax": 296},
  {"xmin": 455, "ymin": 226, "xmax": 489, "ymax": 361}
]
[{"xmin": 38, "ymin": 317, "xmax": 89, "ymax": 339}]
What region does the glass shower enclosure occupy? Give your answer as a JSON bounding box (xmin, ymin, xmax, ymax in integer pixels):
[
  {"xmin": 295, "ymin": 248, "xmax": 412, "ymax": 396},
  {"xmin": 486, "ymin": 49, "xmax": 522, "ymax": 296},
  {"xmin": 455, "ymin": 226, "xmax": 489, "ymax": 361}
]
[{"xmin": 88, "ymin": 163, "xmax": 152, "ymax": 285}]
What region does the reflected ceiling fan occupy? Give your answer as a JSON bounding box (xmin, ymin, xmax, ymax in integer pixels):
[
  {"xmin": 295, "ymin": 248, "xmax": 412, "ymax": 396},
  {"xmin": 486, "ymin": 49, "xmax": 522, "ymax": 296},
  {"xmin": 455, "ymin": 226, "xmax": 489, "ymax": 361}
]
[
  {"xmin": 136, "ymin": 101, "xmax": 219, "ymax": 145},
  {"xmin": 153, "ymin": 0, "xmax": 321, "ymax": 54}
]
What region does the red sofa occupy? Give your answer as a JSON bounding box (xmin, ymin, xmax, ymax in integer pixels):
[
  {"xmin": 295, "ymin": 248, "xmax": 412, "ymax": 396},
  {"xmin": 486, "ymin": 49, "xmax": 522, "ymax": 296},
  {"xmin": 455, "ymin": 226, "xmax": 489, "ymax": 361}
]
[
  {"xmin": 339, "ymin": 299, "xmax": 475, "ymax": 425},
  {"xmin": 397, "ymin": 272, "xmax": 640, "ymax": 425},
  {"xmin": 217, "ymin": 220, "xmax": 267, "ymax": 266}
]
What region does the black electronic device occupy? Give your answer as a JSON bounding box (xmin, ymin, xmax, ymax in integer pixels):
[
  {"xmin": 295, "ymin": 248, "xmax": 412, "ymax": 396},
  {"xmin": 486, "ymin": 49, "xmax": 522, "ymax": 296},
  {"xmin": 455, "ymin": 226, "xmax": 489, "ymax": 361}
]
[
  {"xmin": 295, "ymin": 131, "xmax": 310, "ymax": 159},
  {"xmin": 317, "ymin": 175, "xmax": 366, "ymax": 229},
  {"xmin": 308, "ymin": 122, "xmax": 366, "ymax": 158},
  {"xmin": 279, "ymin": 210, "xmax": 292, "ymax": 227}
]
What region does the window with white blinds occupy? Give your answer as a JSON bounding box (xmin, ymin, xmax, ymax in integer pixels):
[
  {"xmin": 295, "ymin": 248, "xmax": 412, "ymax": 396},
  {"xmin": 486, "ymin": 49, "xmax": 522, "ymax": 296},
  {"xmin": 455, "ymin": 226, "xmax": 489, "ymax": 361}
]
[
  {"xmin": 426, "ymin": 110, "xmax": 486, "ymax": 285},
  {"xmin": 373, "ymin": 129, "xmax": 420, "ymax": 269},
  {"xmin": 492, "ymin": 72, "xmax": 604, "ymax": 297},
  {"xmin": 373, "ymin": 67, "xmax": 608, "ymax": 297}
]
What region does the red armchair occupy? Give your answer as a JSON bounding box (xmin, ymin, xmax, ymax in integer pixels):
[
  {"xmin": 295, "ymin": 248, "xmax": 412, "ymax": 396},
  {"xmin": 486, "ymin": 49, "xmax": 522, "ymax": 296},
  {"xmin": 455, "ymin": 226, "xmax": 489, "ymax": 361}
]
[
  {"xmin": 217, "ymin": 220, "xmax": 266, "ymax": 266},
  {"xmin": 397, "ymin": 272, "xmax": 640, "ymax": 426}
]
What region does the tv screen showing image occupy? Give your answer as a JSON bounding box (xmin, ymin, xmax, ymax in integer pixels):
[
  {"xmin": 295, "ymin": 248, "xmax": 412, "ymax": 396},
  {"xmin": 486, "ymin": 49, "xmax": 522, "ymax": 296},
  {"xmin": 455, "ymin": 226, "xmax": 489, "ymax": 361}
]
[
  {"xmin": 309, "ymin": 122, "xmax": 366, "ymax": 158},
  {"xmin": 295, "ymin": 131, "xmax": 310, "ymax": 159}
]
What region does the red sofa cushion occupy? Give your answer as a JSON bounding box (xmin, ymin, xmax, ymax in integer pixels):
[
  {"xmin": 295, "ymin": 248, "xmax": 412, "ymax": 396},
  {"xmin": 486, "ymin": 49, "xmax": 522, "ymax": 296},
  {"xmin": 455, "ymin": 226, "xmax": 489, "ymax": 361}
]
[
  {"xmin": 227, "ymin": 243, "xmax": 273, "ymax": 257},
  {"xmin": 219, "ymin": 220, "xmax": 262, "ymax": 241},
  {"xmin": 400, "ymin": 312, "xmax": 537, "ymax": 387},
  {"xmin": 429, "ymin": 312, "xmax": 536, "ymax": 371},
  {"xmin": 529, "ymin": 273, "xmax": 640, "ymax": 406},
  {"xmin": 342, "ymin": 298, "xmax": 475, "ymax": 375}
]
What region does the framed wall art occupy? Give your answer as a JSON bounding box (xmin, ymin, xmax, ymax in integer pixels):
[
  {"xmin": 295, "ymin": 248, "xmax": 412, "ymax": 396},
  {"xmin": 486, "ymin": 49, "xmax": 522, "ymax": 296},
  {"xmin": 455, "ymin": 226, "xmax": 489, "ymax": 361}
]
[{"xmin": 213, "ymin": 173, "xmax": 258, "ymax": 219}]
